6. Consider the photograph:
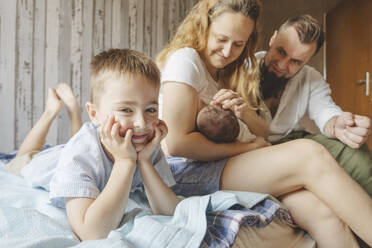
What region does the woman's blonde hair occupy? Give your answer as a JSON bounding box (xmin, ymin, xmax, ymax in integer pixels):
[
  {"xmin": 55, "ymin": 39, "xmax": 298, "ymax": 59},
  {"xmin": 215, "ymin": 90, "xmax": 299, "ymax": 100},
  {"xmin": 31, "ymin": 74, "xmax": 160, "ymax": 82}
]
[{"xmin": 157, "ymin": 0, "xmax": 261, "ymax": 108}]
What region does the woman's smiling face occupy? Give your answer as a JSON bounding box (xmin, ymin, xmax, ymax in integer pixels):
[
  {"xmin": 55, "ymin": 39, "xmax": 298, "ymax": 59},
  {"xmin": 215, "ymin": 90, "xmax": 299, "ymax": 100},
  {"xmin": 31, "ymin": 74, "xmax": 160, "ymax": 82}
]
[{"xmin": 201, "ymin": 11, "xmax": 254, "ymax": 78}]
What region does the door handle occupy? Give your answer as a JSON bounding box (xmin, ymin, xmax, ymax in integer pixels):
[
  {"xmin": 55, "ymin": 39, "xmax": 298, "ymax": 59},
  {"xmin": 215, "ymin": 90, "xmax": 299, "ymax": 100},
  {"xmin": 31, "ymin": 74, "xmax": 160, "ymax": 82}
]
[{"xmin": 356, "ymin": 72, "xmax": 370, "ymax": 96}]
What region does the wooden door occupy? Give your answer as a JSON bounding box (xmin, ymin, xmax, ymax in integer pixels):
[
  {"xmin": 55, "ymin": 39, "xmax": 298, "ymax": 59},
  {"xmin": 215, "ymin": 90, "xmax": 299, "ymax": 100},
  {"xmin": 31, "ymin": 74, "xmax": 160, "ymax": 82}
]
[{"xmin": 327, "ymin": 0, "xmax": 372, "ymax": 149}]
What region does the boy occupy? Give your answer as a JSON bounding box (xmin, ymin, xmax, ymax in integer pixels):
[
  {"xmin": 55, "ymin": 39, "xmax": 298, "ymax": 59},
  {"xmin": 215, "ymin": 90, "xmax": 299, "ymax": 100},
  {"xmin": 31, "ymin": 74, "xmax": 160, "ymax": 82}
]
[{"xmin": 6, "ymin": 49, "xmax": 179, "ymax": 241}]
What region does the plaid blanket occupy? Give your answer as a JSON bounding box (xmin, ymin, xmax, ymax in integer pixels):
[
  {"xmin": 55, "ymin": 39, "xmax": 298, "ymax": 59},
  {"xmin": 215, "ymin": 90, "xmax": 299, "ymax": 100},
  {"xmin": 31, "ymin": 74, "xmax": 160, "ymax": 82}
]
[{"xmin": 203, "ymin": 199, "xmax": 293, "ymax": 247}]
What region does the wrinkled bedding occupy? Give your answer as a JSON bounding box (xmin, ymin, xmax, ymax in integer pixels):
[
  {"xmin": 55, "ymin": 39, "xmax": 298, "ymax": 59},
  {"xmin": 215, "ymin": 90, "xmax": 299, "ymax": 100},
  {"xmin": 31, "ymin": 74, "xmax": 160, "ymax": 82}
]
[{"xmin": 0, "ymin": 155, "xmax": 314, "ymax": 248}]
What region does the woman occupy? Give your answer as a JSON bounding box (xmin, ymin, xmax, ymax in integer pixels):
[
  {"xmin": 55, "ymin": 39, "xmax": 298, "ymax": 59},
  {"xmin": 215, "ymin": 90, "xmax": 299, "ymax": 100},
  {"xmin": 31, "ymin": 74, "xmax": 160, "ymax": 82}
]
[{"xmin": 157, "ymin": 0, "xmax": 371, "ymax": 247}]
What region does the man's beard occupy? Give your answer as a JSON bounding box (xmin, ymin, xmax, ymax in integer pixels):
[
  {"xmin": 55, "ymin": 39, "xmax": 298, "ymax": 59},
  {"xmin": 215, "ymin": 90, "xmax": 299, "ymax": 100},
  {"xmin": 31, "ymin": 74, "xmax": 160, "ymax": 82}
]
[{"xmin": 259, "ymin": 62, "xmax": 290, "ymax": 100}]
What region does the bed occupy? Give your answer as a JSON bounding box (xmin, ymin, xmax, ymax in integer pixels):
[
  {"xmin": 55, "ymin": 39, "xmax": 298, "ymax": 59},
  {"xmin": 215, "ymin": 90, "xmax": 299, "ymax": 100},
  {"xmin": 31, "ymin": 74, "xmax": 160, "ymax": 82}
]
[{"xmin": 0, "ymin": 154, "xmax": 315, "ymax": 248}]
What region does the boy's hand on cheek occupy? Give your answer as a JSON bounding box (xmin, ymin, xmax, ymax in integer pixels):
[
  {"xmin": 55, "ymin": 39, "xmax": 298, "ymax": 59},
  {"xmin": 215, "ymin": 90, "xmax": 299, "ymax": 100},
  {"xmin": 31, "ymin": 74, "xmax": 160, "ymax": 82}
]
[
  {"xmin": 99, "ymin": 115, "xmax": 137, "ymax": 163},
  {"xmin": 138, "ymin": 120, "xmax": 168, "ymax": 162}
]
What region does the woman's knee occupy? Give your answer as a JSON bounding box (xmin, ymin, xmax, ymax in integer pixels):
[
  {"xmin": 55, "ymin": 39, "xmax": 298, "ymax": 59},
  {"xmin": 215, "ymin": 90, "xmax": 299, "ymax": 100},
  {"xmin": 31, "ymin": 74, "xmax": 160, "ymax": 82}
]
[
  {"xmin": 291, "ymin": 139, "xmax": 337, "ymax": 176},
  {"xmin": 291, "ymin": 139, "xmax": 328, "ymax": 156}
]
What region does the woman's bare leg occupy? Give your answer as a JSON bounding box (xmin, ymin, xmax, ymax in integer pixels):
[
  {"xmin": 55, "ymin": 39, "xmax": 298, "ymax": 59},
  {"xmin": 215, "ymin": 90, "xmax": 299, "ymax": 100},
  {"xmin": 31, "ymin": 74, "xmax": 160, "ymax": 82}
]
[
  {"xmin": 220, "ymin": 139, "xmax": 372, "ymax": 245},
  {"xmin": 16, "ymin": 83, "xmax": 82, "ymax": 158},
  {"xmin": 281, "ymin": 190, "xmax": 359, "ymax": 248}
]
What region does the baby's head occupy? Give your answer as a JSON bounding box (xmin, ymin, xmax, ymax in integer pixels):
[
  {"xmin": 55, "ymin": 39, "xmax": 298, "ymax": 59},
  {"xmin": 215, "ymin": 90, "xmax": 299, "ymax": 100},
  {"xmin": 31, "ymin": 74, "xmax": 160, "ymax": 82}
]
[
  {"xmin": 87, "ymin": 48, "xmax": 161, "ymax": 151},
  {"xmin": 196, "ymin": 105, "xmax": 240, "ymax": 143}
]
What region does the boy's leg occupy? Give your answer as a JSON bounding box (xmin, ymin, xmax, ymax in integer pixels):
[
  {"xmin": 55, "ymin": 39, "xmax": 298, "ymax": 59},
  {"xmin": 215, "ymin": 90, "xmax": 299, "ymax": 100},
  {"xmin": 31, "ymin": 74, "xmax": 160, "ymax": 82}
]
[
  {"xmin": 8, "ymin": 83, "xmax": 82, "ymax": 176},
  {"xmin": 281, "ymin": 189, "xmax": 359, "ymax": 248},
  {"xmin": 16, "ymin": 83, "xmax": 82, "ymax": 158},
  {"xmin": 56, "ymin": 83, "xmax": 82, "ymax": 136},
  {"xmin": 5, "ymin": 150, "xmax": 40, "ymax": 175},
  {"xmin": 16, "ymin": 87, "xmax": 64, "ymax": 158}
]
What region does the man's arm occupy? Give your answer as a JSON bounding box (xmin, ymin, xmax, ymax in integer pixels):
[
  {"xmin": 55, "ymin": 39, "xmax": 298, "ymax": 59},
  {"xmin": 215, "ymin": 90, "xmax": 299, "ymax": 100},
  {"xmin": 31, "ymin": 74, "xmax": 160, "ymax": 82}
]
[
  {"xmin": 323, "ymin": 116, "xmax": 337, "ymax": 138},
  {"xmin": 307, "ymin": 70, "xmax": 371, "ymax": 148}
]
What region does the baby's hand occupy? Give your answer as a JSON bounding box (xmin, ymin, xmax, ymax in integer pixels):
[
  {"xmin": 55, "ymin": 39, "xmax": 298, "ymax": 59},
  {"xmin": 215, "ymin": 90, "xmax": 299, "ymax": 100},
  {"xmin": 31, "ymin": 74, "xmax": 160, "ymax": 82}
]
[
  {"xmin": 138, "ymin": 120, "xmax": 168, "ymax": 162},
  {"xmin": 99, "ymin": 115, "xmax": 137, "ymax": 163}
]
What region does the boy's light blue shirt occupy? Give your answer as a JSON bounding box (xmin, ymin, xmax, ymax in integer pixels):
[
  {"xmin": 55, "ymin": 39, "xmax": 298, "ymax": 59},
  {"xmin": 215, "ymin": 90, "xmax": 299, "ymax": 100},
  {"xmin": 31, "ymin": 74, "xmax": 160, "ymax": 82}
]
[{"xmin": 21, "ymin": 122, "xmax": 175, "ymax": 208}]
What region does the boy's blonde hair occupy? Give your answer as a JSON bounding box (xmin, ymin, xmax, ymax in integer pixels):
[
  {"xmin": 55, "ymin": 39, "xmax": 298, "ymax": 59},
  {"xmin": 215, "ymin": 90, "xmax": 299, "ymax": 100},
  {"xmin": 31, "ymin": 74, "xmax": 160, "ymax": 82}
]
[
  {"xmin": 157, "ymin": 0, "xmax": 261, "ymax": 108},
  {"xmin": 90, "ymin": 49, "xmax": 160, "ymax": 105}
]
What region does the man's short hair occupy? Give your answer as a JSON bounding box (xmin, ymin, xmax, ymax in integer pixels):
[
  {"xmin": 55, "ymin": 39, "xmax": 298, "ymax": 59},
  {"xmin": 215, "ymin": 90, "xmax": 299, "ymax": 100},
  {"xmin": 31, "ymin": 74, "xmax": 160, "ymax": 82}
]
[
  {"xmin": 90, "ymin": 48, "xmax": 160, "ymax": 105},
  {"xmin": 279, "ymin": 14, "xmax": 325, "ymax": 55}
]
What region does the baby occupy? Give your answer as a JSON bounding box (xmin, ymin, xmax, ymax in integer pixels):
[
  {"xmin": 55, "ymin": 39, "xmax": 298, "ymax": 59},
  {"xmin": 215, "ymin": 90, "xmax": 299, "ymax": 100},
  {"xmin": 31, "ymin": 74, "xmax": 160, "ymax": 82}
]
[{"xmin": 196, "ymin": 104, "xmax": 256, "ymax": 143}]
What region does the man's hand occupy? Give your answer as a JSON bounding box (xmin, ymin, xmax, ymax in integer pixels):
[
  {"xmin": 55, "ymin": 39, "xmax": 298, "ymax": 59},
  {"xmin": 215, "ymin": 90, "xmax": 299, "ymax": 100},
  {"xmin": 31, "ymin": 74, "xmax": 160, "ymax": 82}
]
[
  {"xmin": 334, "ymin": 112, "xmax": 371, "ymax": 149},
  {"xmin": 99, "ymin": 115, "xmax": 137, "ymax": 163},
  {"xmin": 138, "ymin": 120, "xmax": 168, "ymax": 162}
]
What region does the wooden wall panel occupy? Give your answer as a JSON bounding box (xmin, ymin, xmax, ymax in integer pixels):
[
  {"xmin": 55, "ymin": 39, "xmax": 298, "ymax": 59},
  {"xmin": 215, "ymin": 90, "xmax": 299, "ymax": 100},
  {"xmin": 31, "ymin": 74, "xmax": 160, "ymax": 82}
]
[
  {"xmin": 0, "ymin": 0, "xmax": 197, "ymax": 151},
  {"xmin": 57, "ymin": 0, "xmax": 73, "ymax": 144},
  {"xmin": 93, "ymin": 0, "xmax": 105, "ymax": 56},
  {"xmin": 71, "ymin": 0, "xmax": 84, "ymax": 106},
  {"xmin": 151, "ymin": 0, "xmax": 158, "ymax": 59},
  {"xmin": 15, "ymin": 0, "xmax": 34, "ymax": 148},
  {"xmin": 0, "ymin": 0, "xmax": 17, "ymax": 152},
  {"xmin": 81, "ymin": 0, "xmax": 93, "ymax": 122},
  {"xmin": 44, "ymin": 0, "xmax": 60, "ymax": 146},
  {"xmin": 33, "ymin": 0, "xmax": 46, "ymax": 128},
  {"xmin": 143, "ymin": 0, "xmax": 152, "ymax": 56},
  {"xmin": 111, "ymin": 0, "xmax": 122, "ymax": 48},
  {"xmin": 103, "ymin": 0, "xmax": 112, "ymax": 50}
]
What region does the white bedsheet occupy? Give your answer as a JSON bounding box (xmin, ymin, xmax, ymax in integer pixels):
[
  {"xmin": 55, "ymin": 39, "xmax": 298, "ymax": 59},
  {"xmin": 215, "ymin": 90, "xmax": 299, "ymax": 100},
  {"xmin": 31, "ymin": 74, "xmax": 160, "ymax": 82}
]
[{"xmin": 0, "ymin": 160, "xmax": 315, "ymax": 248}]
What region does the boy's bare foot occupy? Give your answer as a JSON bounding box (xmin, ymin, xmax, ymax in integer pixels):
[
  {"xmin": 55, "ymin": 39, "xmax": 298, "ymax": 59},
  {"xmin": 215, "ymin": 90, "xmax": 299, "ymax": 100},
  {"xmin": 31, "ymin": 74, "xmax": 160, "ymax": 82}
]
[
  {"xmin": 56, "ymin": 83, "xmax": 81, "ymax": 116},
  {"xmin": 56, "ymin": 83, "xmax": 83, "ymax": 135},
  {"xmin": 45, "ymin": 88, "xmax": 64, "ymax": 117}
]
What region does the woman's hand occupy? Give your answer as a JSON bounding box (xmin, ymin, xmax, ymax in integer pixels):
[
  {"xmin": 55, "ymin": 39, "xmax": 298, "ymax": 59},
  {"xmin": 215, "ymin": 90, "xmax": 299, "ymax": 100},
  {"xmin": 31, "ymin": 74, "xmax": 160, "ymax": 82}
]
[
  {"xmin": 211, "ymin": 89, "xmax": 269, "ymax": 138},
  {"xmin": 99, "ymin": 115, "xmax": 137, "ymax": 163},
  {"xmin": 237, "ymin": 136, "xmax": 271, "ymax": 154},
  {"xmin": 138, "ymin": 120, "xmax": 168, "ymax": 163},
  {"xmin": 250, "ymin": 136, "xmax": 271, "ymax": 149},
  {"xmin": 211, "ymin": 89, "xmax": 249, "ymax": 120}
]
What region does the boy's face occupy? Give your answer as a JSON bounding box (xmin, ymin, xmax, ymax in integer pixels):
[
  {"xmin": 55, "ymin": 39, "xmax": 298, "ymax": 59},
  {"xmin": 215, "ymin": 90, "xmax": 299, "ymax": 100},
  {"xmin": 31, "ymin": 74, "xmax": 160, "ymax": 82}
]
[{"xmin": 87, "ymin": 73, "xmax": 159, "ymax": 152}]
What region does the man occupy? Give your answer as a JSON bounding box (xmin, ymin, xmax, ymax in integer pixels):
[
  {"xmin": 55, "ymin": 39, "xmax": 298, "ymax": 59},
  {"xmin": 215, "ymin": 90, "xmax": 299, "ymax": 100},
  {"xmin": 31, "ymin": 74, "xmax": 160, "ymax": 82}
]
[
  {"xmin": 256, "ymin": 14, "xmax": 372, "ymax": 247},
  {"xmin": 256, "ymin": 14, "xmax": 372, "ymax": 194}
]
